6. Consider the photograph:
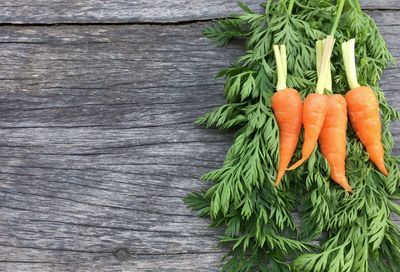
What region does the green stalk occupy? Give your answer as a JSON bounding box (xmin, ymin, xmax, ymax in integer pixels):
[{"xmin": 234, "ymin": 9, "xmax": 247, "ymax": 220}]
[
  {"xmin": 330, "ymin": 0, "xmax": 346, "ymax": 36},
  {"xmin": 274, "ymin": 45, "xmax": 287, "ymax": 91},
  {"xmin": 342, "ymin": 39, "xmax": 361, "ymax": 89},
  {"xmin": 354, "ymin": 0, "xmax": 362, "ymax": 12},
  {"xmin": 293, "ymin": 0, "xmax": 313, "ymax": 10},
  {"xmin": 316, "ymin": 0, "xmax": 345, "ymax": 94},
  {"xmin": 287, "ymin": 0, "xmax": 296, "ymax": 15},
  {"xmin": 265, "ymin": 0, "xmax": 273, "ymax": 17}
]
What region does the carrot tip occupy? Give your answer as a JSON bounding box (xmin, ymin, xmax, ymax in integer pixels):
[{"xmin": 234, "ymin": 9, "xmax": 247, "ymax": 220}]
[
  {"xmin": 274, "ymin": 174, "xmax": 283, "ymax": 188},
  {"xmin": 274, "ymin": 178, "xmax": 282, "ymax": 188},
  {"xmin": 287, "ymin": 158, "xmax": 305, "ymax": 171},
  {"xmin": 340, "ymin": 183, "xmax": 353, "ymax": 193},
  {"xmin": 381, "ymin": 169, "xmax": 389, "ymax": 177}
]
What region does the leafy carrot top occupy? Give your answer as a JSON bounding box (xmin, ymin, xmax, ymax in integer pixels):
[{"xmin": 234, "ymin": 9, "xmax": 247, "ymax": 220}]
[{"xmin": 186, "ymin": 0, "xmax": 399, "ymax": 271}]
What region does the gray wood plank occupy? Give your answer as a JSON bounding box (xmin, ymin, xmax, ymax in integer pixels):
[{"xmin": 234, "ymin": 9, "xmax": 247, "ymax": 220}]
[
  {"xmin": 0, "ymin": 22, "xmax": 235, "ymax": 272},
  {"xmin": 0, "ymin": 0, "xmax": 397, "ymax": 24},
  {"xmin": 0, "ymin": 11, "xmax": 398, "ymax": 272},
  {"xmin": 362, "ymin": 0, "xmax": 400, "ymax": 9}
]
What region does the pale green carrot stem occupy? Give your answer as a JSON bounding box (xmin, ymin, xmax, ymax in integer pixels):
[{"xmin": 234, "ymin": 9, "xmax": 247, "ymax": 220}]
[
  {"xmin": 315, "ymin": 36, "xmax": 335, "ymax": 94},
  {"xmin": 316, "ymin": 39, "xmax": 332, "ymax": 91},
  {"xmin": 315, "ymin": 0, "xmax": 345, "ymax": 94},
  {"xmin": 342, "ymin": 39, "xmax": 361, "ymax": 89},
  {"xmin": 280, "ymin": 45, "xmax": 287, "ymax": 83},
  {"xmin": 316, "ymin": 40, "xmax": 323, "ymax": 79},
  {"xmin": 274, "ymin": 45, "xmax": 287, "ymax": 91}
]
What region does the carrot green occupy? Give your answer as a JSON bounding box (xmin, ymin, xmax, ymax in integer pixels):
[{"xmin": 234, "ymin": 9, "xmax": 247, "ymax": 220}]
[{"xmin": 185, "ymin": 0, "xmax": 399, "ymax": 271}]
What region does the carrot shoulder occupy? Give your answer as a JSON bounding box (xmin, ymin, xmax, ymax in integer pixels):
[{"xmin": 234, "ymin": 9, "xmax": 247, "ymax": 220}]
[{"xmin": 272, "ymin": 45, "xmax": 303, "ymax": 187}]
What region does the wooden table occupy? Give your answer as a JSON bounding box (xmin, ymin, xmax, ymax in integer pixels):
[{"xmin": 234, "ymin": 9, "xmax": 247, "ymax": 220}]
[{"xmin": 0, "ymin": 1, "xmax": 398, "ymax": 271}]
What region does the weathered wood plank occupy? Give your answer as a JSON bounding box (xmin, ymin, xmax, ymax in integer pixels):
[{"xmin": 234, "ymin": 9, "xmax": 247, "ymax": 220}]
[
  {"xmin": 0, "ymin": 0, "xmax": 397, "ymax": 24},
  {"xmin": 0, "ymin": 22, "xmax": 236, "ymax": 272},
  {"xmin": 0, "ymin": 11, "xmax": 398, "ymax": 272},
  {"xmin": 362, "ymin": 0, "xmax": 400, "ymax": 9},
  {"xmin": 1, "ymin": 249, "xmax": 224, "ymax": 272}
]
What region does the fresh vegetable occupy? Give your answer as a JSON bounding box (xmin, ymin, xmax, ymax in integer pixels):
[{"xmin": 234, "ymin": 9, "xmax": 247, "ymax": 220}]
[
  {"xmin": 342, "ymin": 39, "xmax": 389, "ymax": 176},
  {"xmin": 272, "ymin": 44, "xmax": 303, "ymax": 187},
  {"xmin": 319, "ymin": 95, "xmax": 351, "ymax": 192},
  {"xmin": 288, "ymin": 94, "xmax": 328, "ymax": 170},
  {"xmin": 314, "ymin": 39, "xmax": 352, "ymax": 192},
  {"xmin": 288, "ymin": 33, "xmax": 338, "ymax": 171}
]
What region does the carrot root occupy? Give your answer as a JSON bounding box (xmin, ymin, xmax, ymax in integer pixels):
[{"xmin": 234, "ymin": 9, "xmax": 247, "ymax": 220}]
[
  {"xmin": 345, "ymin": 86, "xmax": 389, "ymax": 176},
  {"xmin": 288, "ymin": 93, "xmax": 329, "ymax": 170},
  {"xmin": 272, "ymin": 88, "xmax": 303, "ymax": 186},
  {"xmin": 287, "ymin": 158, "xmax": 306, "ymax": 171},
  {"xmin": 318, "ymin": 95, "xmax": 352, "ymax": 192}
]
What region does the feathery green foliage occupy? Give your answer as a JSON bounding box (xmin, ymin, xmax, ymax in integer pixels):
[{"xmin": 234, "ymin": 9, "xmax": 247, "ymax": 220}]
[{"xmin": 185, "ymin": 0, "xmax": 399, "ymax": 271}]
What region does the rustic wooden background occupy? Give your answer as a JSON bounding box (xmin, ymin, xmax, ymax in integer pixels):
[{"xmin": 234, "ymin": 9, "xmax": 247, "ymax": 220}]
[{"xmin": 0, "ymin": 1, "xmax": 398, "ymax": 271}]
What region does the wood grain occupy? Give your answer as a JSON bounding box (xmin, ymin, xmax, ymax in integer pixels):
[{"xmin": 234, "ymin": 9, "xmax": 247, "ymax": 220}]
[
  {"xmin": 0, "ymin": 10, "xmax": 398, "ymax": 272},
  {"xmin": 0, "ymin": 22, "xmax": 236, "ymax": 272},
  {"xmin": 0, "ymin": 0, "xmax": 397, "ymax": 24}
]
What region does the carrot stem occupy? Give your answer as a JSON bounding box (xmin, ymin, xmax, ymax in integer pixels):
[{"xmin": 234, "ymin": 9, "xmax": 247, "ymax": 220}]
[
  {"xmin": 315, "ymin": 0, "xmax": 345, "ymax": 94},
  {"xmin": 330, "ymin": 0, "xmax": 345, "ymax": 36},
  {"xmin": 316, "ymin": 41, "xmax": 323, "ymax": 79},
  {"xmin": 354, "ymin": 0, "xmax": 362, "ymax": 12},
  {"xmin": 342, "ymin": 39, "xmax": 361, "ymax": 89},
  {"xmin": 287, "ymin": 0, "xmax": 296, "ymax": 15},
  {"xmin": 274, "ymin": 45, "xmax": 288, "ymax": 91},
  {"xmin": 315, "ymin": 36, "xmax": 335, "ymax": 94},
  {"xmin": 316, "ymin": 40, "xmax": 332, "ymax": 91},
  {"xmin": 280, "ymin": 45, "xmax": 287, "ymax": 85},
  {"xmin": 265, "ymin": 0, "xmax": 273, "ymax": 17}
]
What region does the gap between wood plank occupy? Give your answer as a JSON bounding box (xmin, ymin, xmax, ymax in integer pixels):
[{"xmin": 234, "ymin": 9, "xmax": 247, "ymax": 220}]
[
  {"xmin": 0, "ymin": 8, "xmax": 396, "ymax": 27},
  {"xmin": 0, "ymin": 18, "xmax": 215, "ymax": 27}
]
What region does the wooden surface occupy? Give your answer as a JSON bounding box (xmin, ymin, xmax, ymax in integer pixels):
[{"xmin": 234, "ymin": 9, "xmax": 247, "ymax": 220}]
[
  {"xmin": 0, "ymin": 0, "xmax": 397, "ymax": 24},
  {"xmin": 0, "ymin": 2, "xmax": 398, "ymax": 272}
]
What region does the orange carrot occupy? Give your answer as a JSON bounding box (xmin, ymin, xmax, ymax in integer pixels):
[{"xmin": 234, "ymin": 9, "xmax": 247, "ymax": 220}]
[
  {"xmin": 272, "ymin": 89, "xmax": 303, "ymax": 186},
  {"xmin": 342, "ymin": 39, "xmax": 388, "ymax": 176},
  {"xmin": 288, "ymin": 93, "xmax": 329, "ymax": 170},
  {"xmin": 288, "ymin": 37, "xmax": 336, "ymax": 170},
  {"xmin": 319, "ymin": 95, "xmax": 352, "ymax": 192},
  {"xmin": 272, "ymin": 45, "xmax": 303, "ymax": 187},
  {"xmin": 346, "ymin": 87, "xmax": 388, "ymax": 176},
  {"xmin": 317, "ymin": 39, "xmax": 351, "ymax": 192}
]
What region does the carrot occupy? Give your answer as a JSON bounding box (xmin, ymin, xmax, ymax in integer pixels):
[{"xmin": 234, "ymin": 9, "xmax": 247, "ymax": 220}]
[
  {"xmin": 319, "ymin": 95, "xmax": 352, "ymax": 192},
  {"xmin": 272, "ymin": 45, "xmax": 303, "ymax": 187},
  {"xmin": 342, "ymin": 39, "xmax": 388, "ymax": 176},
  {"xmin": 346, "ymin": 87, "xmax": 388, "ymax": 176},
  {"xmin": 287, "ymin": 93, "xmax": 329, "ymax": 170},
  {"xmin": 288, "ymin": 37, "xmax": 335, "ymax": 170},
  {"xmin": 314, "ymin": 40, "xmax": 352, "ymax": 192}
]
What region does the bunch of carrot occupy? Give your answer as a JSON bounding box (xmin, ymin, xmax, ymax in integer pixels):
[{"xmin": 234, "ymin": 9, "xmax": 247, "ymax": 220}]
[{"xmin": 272, "ymin": 36, "xmax": 388, "ymax": 192}]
